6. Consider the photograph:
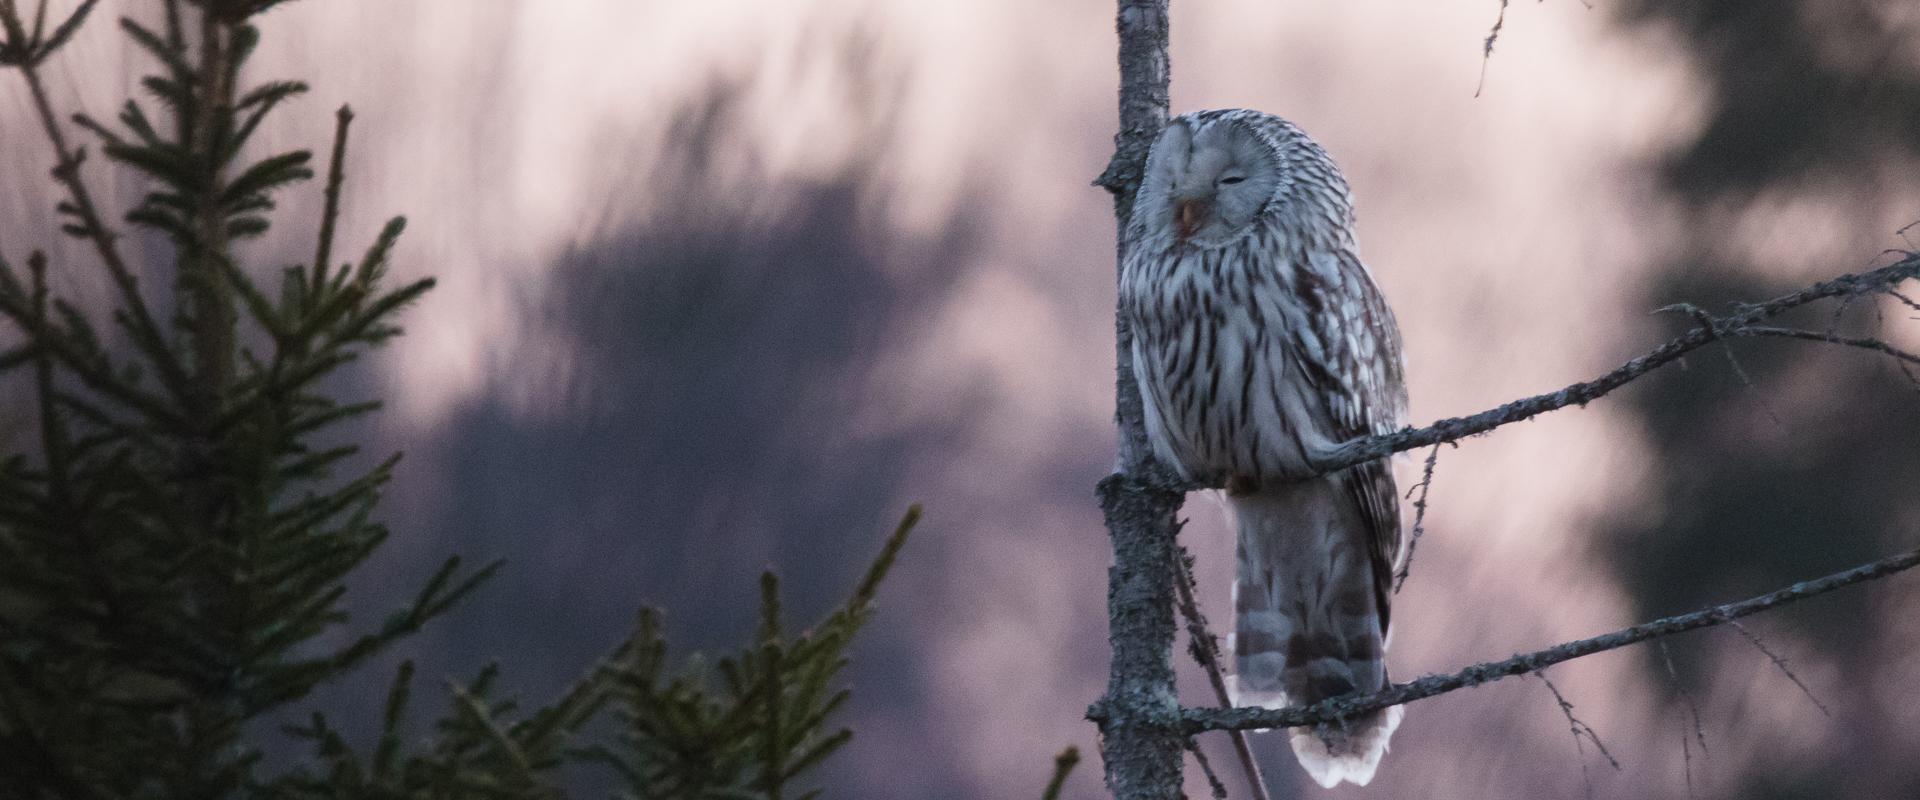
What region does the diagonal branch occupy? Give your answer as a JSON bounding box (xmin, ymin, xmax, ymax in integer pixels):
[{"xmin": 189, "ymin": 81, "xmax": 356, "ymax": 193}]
[
  {"xmin": 1393, "ymin": 445, "xmax": 1442, "ymax": 593},
  {"xmin": 1725, "ymin": 619, "xmax": 1831, "ymax": 717},
  {"xmin": 1271, "ymin": 254, "xmax": 1920, "ymax": 482},
  {"xmin": 1172, "ymin": 544, "xmax": 1269, "ymax": 800},
  {"xmin": 1182, "ymin": 542, "xmax": 1920, "ymax": 733},
  {"xmin": 1536, "ymin": 670, "xmax": 1620, "ymax": 800},
  {"xmin": 1138, "ymin": 255, "xmax": 1920, "ymax": 499}
]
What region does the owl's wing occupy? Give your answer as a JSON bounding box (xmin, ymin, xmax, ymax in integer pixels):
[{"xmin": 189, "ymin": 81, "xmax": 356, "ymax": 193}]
[{"xmin": 1295, "ymin": 248, "xmax": 1407, "ymax": 632}]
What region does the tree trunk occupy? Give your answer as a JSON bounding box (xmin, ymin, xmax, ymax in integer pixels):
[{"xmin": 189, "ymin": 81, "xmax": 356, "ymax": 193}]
[{"xmin": 1093, "ymin": 2, "xmax": 1186, "ymax": 798}]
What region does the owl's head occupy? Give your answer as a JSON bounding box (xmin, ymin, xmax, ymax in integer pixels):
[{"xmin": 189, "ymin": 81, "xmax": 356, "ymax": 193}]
[{"xmin": 1131, "ymin": 110, "xmax": 1319, "ymax": 248}]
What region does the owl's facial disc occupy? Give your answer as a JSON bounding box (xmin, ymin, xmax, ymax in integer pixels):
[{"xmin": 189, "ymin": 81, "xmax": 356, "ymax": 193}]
[{"xmin": 1155, "ymin": 121, "xmax": 1279, "ymax": 246}]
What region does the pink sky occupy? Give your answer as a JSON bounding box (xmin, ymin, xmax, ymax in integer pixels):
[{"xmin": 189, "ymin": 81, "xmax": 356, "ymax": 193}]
[{"xmin": 4, "ymin": 1, "xmax": 1918, "ymax": 797}]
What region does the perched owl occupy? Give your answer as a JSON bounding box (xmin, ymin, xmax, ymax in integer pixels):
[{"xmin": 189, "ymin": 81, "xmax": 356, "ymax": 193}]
[{"xmin": 1119, "ymin": 109, "xmax": 1408, "ymax": 788}]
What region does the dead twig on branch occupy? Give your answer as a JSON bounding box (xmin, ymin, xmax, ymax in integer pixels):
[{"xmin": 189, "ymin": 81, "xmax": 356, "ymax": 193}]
[
  {"xmin": 1536, "ymin": 671, "xmax": 1620, "ymax": 800},
  {"xmin": 1172, "ymin": 544, "xmax": 1269, "ymax": 800},
  {"xmin": 1129, "ymin": 254, "xmax": 1920, "ymax": 500},
  {"xmin": 1656, "ymin": 641, "xmax": 1707, "ymax": 800},
  {"xmin": 1177, "ymin": 543, "xmax": 1920, "ymax": 733},
  {"xmin": 1290, "ymin": 254, "xmax": 1920, "ymax": 482},
  {"xmin": 1393, "ymin": 445, "xmax": 1443, "ymax": 593},
  {"xmin": 1726, "ymin": 619, "xmax": 1831, "ymax": 717},
  {"xmin": 1182, "ymin": 737, "xmax": 1228, "ymax": 799},
  {"xmin": 1092, "ymin": 2, "xmax": 1920, "ymax": 797}
]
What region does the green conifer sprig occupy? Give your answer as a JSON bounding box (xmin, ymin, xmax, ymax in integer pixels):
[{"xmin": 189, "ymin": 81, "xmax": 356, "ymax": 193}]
[
  {"xmin": 2, "ymin": 3, "xmax": 922, "ymax": 797},
  {"xmin": 0, "ymin": 2, "xmax": 493, "ymax": 794},
  {"xmin": 579, "ymin": 506, "xmax": 920, "ymax": 800}
]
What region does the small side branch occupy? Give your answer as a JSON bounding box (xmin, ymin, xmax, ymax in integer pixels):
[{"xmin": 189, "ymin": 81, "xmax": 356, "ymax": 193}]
[
  {"xmin": 1393, "ymin": 445, "xmax": 1442, "ymax": 593},
  {"xmin": 1726, "ymin": 619, "xmax": 1831, "ymax": 717},
  {"xmin": 1182, "ymin": 737, "xmax": 1228, "ymax": 799},
  {"xmin": 1475, "ymin": 0, "xmax": 1509, "ymax": 98},
  {"xmin": 1184, "ymin": 543, "xmax": 1920, "ymax": 733},
  {"xmin": 1656, "ymin": 640, "xmax": 1709, "ymax": 761},
  {"xmin": 1140, "ymin": 255, "xmax": 1920, "ymax": 499},
  {"xmin": 1298, "ymin": 255, "xmax": 1920, "ymax": 480},
  {"xmin": 1536, "ymin": 671, "xmax": 1619, "ymax": 800},
  {"xmin": 1172, "ymin": 545, "xmax": 1270, "ymax": 800}
]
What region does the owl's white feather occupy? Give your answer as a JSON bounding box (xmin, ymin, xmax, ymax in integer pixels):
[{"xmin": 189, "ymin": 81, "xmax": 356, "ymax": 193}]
[{"xmin": 1120, "ymin": 109, "xmax": 1408, "ymax": 788}]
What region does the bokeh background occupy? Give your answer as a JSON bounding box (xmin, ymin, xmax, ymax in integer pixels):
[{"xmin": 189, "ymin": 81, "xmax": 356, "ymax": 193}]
[{"xmin": 5, "ymin": 0, "xmax": 1920, "ymax": 797}]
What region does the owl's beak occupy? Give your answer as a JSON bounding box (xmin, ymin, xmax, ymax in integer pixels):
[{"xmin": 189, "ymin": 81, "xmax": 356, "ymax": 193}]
[{"xmin": 1174, "ymin": 198, "xmax": 1210, "ymax": 239}]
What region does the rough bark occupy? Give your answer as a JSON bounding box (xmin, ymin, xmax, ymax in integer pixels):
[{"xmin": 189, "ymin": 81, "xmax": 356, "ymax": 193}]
[
  {"xmin": 1091, "ymin": 2, "xmax": 1186, "ymax": 799},
  {"xmin": 1084, "ymin": 2, "xmax": 1920, "ymax": 795}
]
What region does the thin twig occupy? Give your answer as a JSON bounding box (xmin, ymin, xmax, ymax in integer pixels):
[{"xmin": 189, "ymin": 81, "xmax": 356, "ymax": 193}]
[
  {"xmin": 1537, "ymin": 671, "xmax": 1620, "ymax": 786},
  {"xmin": 1172, "ymin": 544, "xmax": 1270, "ymax": 800},
  {"xmin": 1475, "ymin": 0, "xmax": 1508, "ymax": 98},
  {"xmin": 1657, "ymin": 640, "xmax": 1709, "ymax": 756},
  {"xmin": 1898, "ymin": 220, "xmax": 1920, "ymax": 253},
  {"xmin": 1730, "ymin": 325, "xmax": 1920, "ymax": 395},
  {"xmin": 1730, "ymin": 326, "xmax": 1920, "ymax": 365},
  {"xmin": 1267, "ymin": 255, "xmax": 1920, "ymax": 485},
  {"xmin": 1178, "ymin": 542, "xmax": 1920, "ymax": 733},
  {"xmin": 1539, "ymin": 673, "xmax": 1595, "ymax": 800},
  {"xmin": 1726, "ymin": 619, "xmax": 1831, "ymax": 717},
  {"xmin": 1183, "ymin": 737, "xmax": 1229, "ymax": 799},
  {"xmin": 1711, "ymin": 340, "xmax": 1786, "ymax": 429},
  {"xmin": 1393, "ymin": 445, "xmax": 1442, "ymax": 592},
  {"xmin": 1657, "ymin": 641, "xmax": 1707, "ymax": 800},
  {"xmin": 1886, "ymin": 287, "xmax": 1920, "ymax": 314}
]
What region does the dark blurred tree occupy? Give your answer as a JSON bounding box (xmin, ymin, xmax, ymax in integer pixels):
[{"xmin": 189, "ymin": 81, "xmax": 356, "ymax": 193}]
[
  {"xmin": 0, "ymin": 2, "xmax": 911, "ymax": 797},
  {"xmin": 1604, "ymin": 2, "xmax": 1920, "ymax": 797}
]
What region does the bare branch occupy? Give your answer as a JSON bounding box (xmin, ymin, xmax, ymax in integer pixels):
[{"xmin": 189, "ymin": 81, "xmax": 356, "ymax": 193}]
[
  {"xmin": 1138, "ymin": 256, "xmax": 1920, "ymax": 500},
  {"xmin": 1475, "ymin": 0, "xmax": 1509, "ymax": 98},
  {"xmin": 1182, "ymin": 737, "xmax": 1228, "ymax": 799},
  {"xmin": 1292, "ymin": 255, "xmax": 1920, "ymax": 481},
  {"xmin": 1537, "ymin": 670, "xmax": 1620, "ymax": 800},
  {"xmin": 1182, "ymin": 542, "xmax": 1920, "ymax": 733},
  {"xmin": 1730, "ymin": 325, "xmax": 1920, "ymax": 366},
  {"xmin": 1657, "ymin": 641, "xmax": 1707, "ymax": 800},
  {"xmin": 1394, "ymin": 445, "xmax": 1443, "ymax": 593},
  {"xmin": 1726, "ymin": 619, "xmax": 1831, "ymax": 717},
  {"xmin": 1886, "ymin": 288, "xmax": 1920, "ymax": 314},
  {"xmin": 1173, "ymin": 545, "xmax": 1269, "ymax": 800}
]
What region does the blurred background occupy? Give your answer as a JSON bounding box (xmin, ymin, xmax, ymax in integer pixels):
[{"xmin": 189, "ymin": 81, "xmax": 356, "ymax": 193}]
[{"xmin": 4, "ymin": 0, "xmax": 1920, "ymax": 797}]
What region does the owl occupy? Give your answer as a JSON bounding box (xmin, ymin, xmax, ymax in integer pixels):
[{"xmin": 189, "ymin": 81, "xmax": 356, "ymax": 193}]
[{"xmin": 1119, "ymin": 109, "xmax": 1408, "ymax": 788}]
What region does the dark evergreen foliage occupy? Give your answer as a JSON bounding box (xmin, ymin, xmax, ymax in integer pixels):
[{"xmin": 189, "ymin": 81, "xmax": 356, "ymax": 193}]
[{"xmin": 0, "ymin": 2, "xmax": 914, "ymax": 797}]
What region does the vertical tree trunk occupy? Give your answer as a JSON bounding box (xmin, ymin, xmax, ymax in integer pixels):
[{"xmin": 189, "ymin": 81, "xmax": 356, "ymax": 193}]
[{"xmin": 1093, "ymin": 2, "xmax": 1185, "ymax": 798}]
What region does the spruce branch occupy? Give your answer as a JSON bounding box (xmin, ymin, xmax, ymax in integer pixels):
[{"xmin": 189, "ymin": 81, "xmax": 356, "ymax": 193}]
[
  {"xmin": 0, "ymin": 2, "xmax": 188, "ymax": 399},
  {"xmin": 584, "ymin": 508, "xmax": 919, "ymax": 799},
  {"xmin": 312, "ymin": 106, "xmax": 353, "ymax": 293}
]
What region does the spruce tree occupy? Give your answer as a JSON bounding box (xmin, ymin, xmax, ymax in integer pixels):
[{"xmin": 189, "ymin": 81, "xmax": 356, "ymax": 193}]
[{"xmin": 0, "ymin": 3, "xmax": 914, "ymax": 797}]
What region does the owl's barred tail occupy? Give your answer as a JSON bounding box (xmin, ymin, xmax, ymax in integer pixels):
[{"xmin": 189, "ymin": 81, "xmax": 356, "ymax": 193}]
[{"xmin": 1226, "ymin": 482, "xmax": 1399, "ymax": 788}]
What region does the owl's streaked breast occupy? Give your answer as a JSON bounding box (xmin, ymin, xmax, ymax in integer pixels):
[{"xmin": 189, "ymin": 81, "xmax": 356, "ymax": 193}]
[{"xmin": 1120, "ymin": 233, "xmax": 1340, "ymax": 485}]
